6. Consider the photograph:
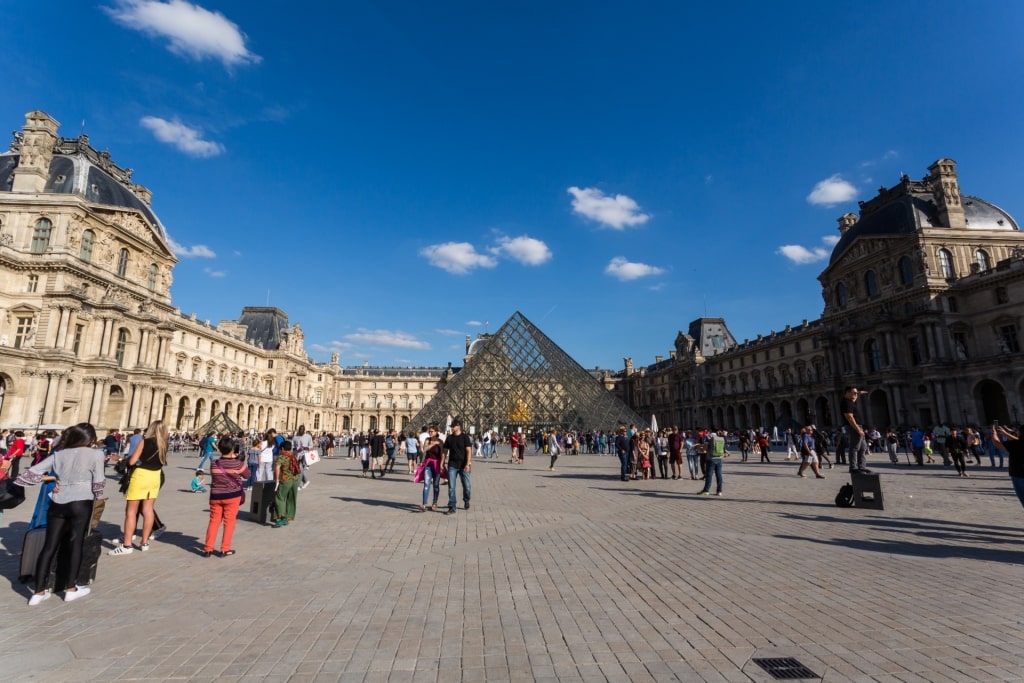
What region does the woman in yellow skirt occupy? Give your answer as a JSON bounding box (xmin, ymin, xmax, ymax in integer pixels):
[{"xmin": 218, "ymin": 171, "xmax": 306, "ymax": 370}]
[{"xmin": 109, "ymin": 420, "xmax": 168, "ymax": 555}]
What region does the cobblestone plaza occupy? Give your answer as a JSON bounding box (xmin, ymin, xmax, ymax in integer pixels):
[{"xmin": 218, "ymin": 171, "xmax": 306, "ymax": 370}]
[{"xmin": 2, "ymin": 449, "xmax": 1022, "ymax": 682}]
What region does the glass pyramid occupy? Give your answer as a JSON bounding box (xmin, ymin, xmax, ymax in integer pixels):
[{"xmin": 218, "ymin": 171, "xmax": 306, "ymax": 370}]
[
  {"xmin": 406, "ymin": 311, "xmax": 644, "ymax": 434},
  {"xmin": 195, "ymin": 411, "xmax": 243, "ymax": 436}
]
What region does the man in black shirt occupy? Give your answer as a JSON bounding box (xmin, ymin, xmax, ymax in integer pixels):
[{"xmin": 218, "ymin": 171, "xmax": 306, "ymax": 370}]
[
  {"xmin": 442, "ymin": 419, "xmax": 473, "ymax": 514},
  {"xmin": 841, "ymin": 386, "xmax": 871, "ymax": 474},
  {"xmin": 990, "ymin": 424, "xmax": 1024, "ymax": 510}
]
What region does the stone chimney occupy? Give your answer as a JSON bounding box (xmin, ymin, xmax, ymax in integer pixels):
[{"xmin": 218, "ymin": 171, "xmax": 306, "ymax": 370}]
[
  {"xmin": 12, "ymin": 110, "xmax": 59, "ymax": 193},
  {"xmin": 928, "ymin": 158, "xmax": 966, "ymax": 229}
]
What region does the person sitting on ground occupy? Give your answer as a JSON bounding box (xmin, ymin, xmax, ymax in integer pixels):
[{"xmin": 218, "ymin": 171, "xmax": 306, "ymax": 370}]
[{"xmin": 191, "ymin": 470, "xmax": 207, "ymax": 493}]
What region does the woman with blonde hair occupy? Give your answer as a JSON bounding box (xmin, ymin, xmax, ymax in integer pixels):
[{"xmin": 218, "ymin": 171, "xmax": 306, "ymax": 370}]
[{"xmin": 109, "ymin": 420, "xmax": 168, "ymax": 555}]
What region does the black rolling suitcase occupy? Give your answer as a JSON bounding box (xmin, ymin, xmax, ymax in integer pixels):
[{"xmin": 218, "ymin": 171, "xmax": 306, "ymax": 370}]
[
  {"xmin": 249, "ymin": 480, "xmax": 276, "ymax": 525},
  {"xmin": 19, "ymin": 527, "xmax": 47, "ymax": 584}
]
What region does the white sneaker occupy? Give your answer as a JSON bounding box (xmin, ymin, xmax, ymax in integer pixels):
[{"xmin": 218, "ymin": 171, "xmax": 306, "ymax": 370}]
[
  {"xmin": 28, "ymin": 590, "xmax": 51, "ymax": 606},
  {"xmin": 108, "ymin": 544, "xmax": 133, "ymax": 556},
  {"xmin": 150, "ymin": 525, "xmax": 167, "ymax": 540},
  {"xmin": 64, "ymin": 586, "xmax": 91, "ymax": 602},
  {"xmin": 140, "ymin": 542, "xmax": 150, "ymax": 552}
]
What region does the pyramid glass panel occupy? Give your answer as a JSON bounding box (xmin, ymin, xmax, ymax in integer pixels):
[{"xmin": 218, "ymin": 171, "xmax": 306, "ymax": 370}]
[
  {"xmin": 196, "ymin": 411, "xmax": 243, "ymax": 436},
  {"xmin": 406, "ymin": 312, "xmax": 645, "ymax": 434}
]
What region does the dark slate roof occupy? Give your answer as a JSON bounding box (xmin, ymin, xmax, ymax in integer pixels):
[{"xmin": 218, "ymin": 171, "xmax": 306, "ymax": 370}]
[
  {"xmin": 237, "ymin": 307, "xmax": 289, "ymax": 350},
  {"xmin": 828, "ymin": 193, "xmax": 1018, "ymax": 266},
  {"xmin": 0, "ymin": 152, "xmax": 170, "ymax": 244}
]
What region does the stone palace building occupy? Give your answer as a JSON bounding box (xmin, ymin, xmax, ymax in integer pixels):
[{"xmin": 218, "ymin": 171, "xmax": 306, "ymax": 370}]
[
  {"xmin": 616, "ymin": 158, "xmax": 1024, "ymax": 432},
  {"xmin": 0, "ymin": 111, "xmax": 443, "ymax": 434}
]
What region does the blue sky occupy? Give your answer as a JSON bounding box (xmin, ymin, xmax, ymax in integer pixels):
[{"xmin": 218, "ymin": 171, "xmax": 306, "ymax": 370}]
[{"xmin": 3, "ymin": 1, "xmax": 1024, "ymax": 370}]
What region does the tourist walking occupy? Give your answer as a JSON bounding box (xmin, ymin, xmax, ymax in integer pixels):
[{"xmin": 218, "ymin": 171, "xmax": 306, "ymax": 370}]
[
  {"xmin": 796, "ymin": 426, "xmax": 826, "ymax": 479},
  {"xmin": 443, "ymin": 419, "xmax": 473, "ymax": 514},
  {"xmin": 292, "ymin": 425, "xmax": 314, "ymax": 489},
  {"xmin": 405, "ymin": 431, "xmax": 419, "ymax": 474},
  {"xmin": 201, "ymin": 436, "xmax": 250, "ymax": 557},
  {"xmin": 272, "ymin": 440, "xmax": 301, "ymax": 527},
  {"xmin": 418, "ymin": 425, "xmax": 444, "ymax": 511},
  {"xmin": 615, "ymin": 426, "xmax": 630, "ymax": 481},
  {"xmin": 990, "ymin": 424, "xmax": 1024, "ymax": 509},
  {"xmin": 548, "ymin": 429, "xmax": 561, "ymax": 471},
  {"xmin": 16, "ymin": 423, "xmax": 104, "ymax": 605},
  {"xmin": 948, "ymin": 428, "xmax": 969, "ymax": 477}
]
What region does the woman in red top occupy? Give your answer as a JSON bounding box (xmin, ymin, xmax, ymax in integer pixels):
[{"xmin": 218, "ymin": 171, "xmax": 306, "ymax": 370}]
[{"xmin": 202, "ymin": 436, "xmax": 250, "ymax": 557}]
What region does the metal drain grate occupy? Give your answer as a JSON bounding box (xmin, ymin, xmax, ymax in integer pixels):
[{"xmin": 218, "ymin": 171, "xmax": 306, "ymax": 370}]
[{"xmin": 752, "ymin": 657, "xmax": 819, "ymax": 680}]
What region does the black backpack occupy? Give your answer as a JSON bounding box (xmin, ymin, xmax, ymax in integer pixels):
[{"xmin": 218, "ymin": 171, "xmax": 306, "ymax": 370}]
[{"xmin": 835, "ymin": 483, "xmax": 855, "ymax": 507}]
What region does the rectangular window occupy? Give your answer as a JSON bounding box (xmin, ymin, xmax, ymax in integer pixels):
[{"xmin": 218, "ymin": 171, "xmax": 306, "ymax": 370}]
[
  {"xmin": 909, "ymin": 337, "xmax": 922, "ymax": 366},
  {"xmin": 1000, "ymin": 325, "xmax": 1021, "ymax": 353},
  {"xmin": 947, "ymin": 296, "xmax": 958, "ymax": 312},
  {"xmin": 779, "ymin": 345, "xmax": 785, "ymax": 358},
  {"xmin": 952, "ymin": 331, "xmax": 969, "ymax": 359},
  {"xmin": 267, "ymin": 359, "xmax": 274, "ymax": 369},
  {"xmin": 72, "ymin": 324, "xmax": 84, "ymax": 356},
  {"xmin": 14, "ymin": 316, "xmax": 35, "ymax": 349},
  {"xmin": 996, "ymin": 286, "xmax": 1009, "ymax": 304},
  {"xmin": 795, "ymin": 341, "xmax": 801, "ymax": 352},
  {"xmin": 342, "ymin": 395, "xmax": 351, "ymax": 408},
  {"xmin": 314, "ymin": 389, "xmax": 323, "ymax": 405},
  {"xmin": 26, "ymin": 274, "xmax": 38, "ymax": 293}
]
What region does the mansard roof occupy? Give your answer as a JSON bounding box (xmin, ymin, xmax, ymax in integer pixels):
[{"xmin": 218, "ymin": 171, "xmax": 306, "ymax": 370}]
[{"xmin": 237, "ymin": 307, "xmax": 289, "ymax": 350}]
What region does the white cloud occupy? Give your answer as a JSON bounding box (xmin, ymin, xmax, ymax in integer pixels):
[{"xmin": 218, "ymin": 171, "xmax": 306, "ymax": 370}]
[
  {"xmin": 491, "ymin": 235, "xmax": 552, "ymax": 266},
  {"xmin": 604, "ymin": 256, "xmax": 665, "ymax": 281},
  {"xmin": 777, "ymin": 235, "xmax": 842, "ymax": 264},
  {"xmin": 167, "ymin": 236, "xmax": 216, "ymax": 258},
  {"xmin": 311, "ymin": 341, "xmax": 354, "ymax": 354},
  {"xmin": 466, "ymin": 320, "xmax": 484, "ymax": 327},
  {"xmin": 806, "ymin": 174, "xmax": 857, "ymax": 206},
  {"xmin": 140, "ymin": 116, "xmax": 224, "ymax": 158},
  {"xmin": 203, "ymin": 267, "xmax": 226, "ymax": 277},
  {"xmin": 104, "ymin": 0, "xmax": 260, "ymax": 68},
  {"xmin": 420, "ymin": 242, "xmax": 497, "ymax": 275},
  {"xmin": 434, "ymin": 328, "xmax": 462, "ymax": 336},
  {"xmin": 344, "ymin": 329, "xmax": 430, "ymax": 350},
  {"xmin": 568, "ymin": 186, "xmax": 650, "ymax": 229},
  {"xmin": 822, "ymin": 235, "xmax": 841, "ymax": 246}
]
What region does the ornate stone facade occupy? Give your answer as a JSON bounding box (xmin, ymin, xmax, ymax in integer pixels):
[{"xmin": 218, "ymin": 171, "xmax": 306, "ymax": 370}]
[
  {"xmin": 617, "ymin": 159, "xmax": 1024, "ymax": 431},
  {"xmin": 0, "ymin": 111, "xmax": 442, "ymax": 432}
]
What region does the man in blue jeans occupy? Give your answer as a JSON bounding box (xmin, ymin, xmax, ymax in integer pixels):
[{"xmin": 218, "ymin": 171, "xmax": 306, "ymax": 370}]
[
  {"xmin": 196, "ymin": 431, "xmax": 217, "ymax": 473},
  {"xmin": 699, "ymin": 429, "xmax": 728, "ymax": 496},
  {"xmin": 442, "ymin": 419, "xmax": 473, "ymax": 515}
]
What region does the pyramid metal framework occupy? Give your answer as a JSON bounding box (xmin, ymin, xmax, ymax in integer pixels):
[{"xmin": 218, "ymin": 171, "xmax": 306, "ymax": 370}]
[
  {"xmin": 406, "ymin": 312, "xmax": 644, "ymax": 433},
  {"xmin": 195, "ymin": 411, "xmax": 243, "ymax": 436}
]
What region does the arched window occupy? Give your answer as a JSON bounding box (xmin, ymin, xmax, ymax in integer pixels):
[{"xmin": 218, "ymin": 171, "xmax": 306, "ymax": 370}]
[
  {"xmin": 938, "ymin": 248, "xmax": 955, "ymax": 279},
  {"xmin": 865, "ymin": 270, "xmax": 879, "ymax": 298},
  {"xmin": 116, "ymin": 248, "xmax": 129, "ymax": 277},
  {"xmin": 80, "ymin": 230, "xmax": 95, "ymax": 262},
  {"xmin": 115, "ymin": 328, "xmax": 129, "ymax": 367},
  {"xmin": 898, "ymin": 255, "xmax": 914, "ymax": 285},
  {"xmin": 31, "ymin": 218, "xmax": 52, "ymax": 253},
  {"xmin": 147, "ymin": 264, "xmax": 158, "ymax": 290},
  {"xmin": 865, "ymin": 339, "xmax": 883, "ymax": 372},
  {"xmin": 835, "ymin": 282, "xmax": 848, "ymax": 308},
  {"xmin": 975, "ymin": 249, "xmax": 991, "ymax": 272}
]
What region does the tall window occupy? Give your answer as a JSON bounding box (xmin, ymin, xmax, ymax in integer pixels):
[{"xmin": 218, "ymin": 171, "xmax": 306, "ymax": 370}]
[
  {"xmin": 115, "ymin": 328, "xmax": 129, "ymax": 367},
  {"xmin": 313, "ymin": 414, "xmax": 321, "ymax": 430},
  {"xmin": 995, "ymin": 286, "xmax": 1009, "ymax": 305},
  {"xmin": 999, "ymin": 325, "xmax": 1021, "ymax": 353},
  {"xmin": 31, "ymin": 219, "xmax": 52, "ymax": 253},
  {"xmin": 147, "ymin": 264, "xmax": 158, "ymax": 291},
  {"xmin": 952, "ymin": 331, "xmax": 969, "ymax": 359},
  {"xmin": 865, "ymin": 339, "xmax": 883, "ymax": 372},
  {"xmin": 116, "ymin": 248, "xmax": 129, "ymax": 277},
  {"xmin": 908, "ymin": 337, "xmax": 922, "ymax": 366},
  {"xmin": 938, "ymin": 248, "xmax": 955, "ymax": 279},
  {"xmin": 80, "ymin": 230, "xmax": 95, "ymax": 262},
  {"xmin": 865, "ymin": 270, "xmax": 879, "ymax": 298},
  {"xmin": 26, "ymin": 274, "xmax": 38, "ymax": 293},
  {"xmin": 14, "ymin": 316, "xmax": 35, "ymax": 349},
  {"xmin": 975, "ymin": 249, "xmax": 991, "ymax": 272},
  {"xmin": 72, "ymin": 324, "xmax": 84, "ymax": 356},
  {"xmin": 835, "ymin": 282, "xmax": 848, "ymax": 308},
  {"xmin": 898, "ymin": 255, "xmax": 914, "ymax": 285}
]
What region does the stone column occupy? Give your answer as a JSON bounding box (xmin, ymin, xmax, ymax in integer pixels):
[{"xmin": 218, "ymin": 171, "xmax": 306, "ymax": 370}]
[
  {"xmin": 50, "ymin": 372, "xmax": 68, "ymax": 424},
  {"xmin": 54, "ymin": 308, "xmax": 70, "ymax": 349},
  {"xmin": 99, "ymin": 319, "xmax": 113, "ymax": 358}
]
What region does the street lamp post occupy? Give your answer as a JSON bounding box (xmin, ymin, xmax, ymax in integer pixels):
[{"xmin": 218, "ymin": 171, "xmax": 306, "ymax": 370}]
[{"xmin": 184, "ymin": 411, "xmax": 194, "ymax": 432}]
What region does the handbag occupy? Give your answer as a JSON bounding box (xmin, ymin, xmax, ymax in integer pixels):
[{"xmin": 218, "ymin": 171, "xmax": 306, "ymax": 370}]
[
  {"xmin": 304, "ymin": 449, "xmax": 320, "ymax": 466},
  {"xmin": 0, "ymin": 478, "xmax": 26, "ymax": 510},
  {"xmin": 118, "ymin": 465, "xmax": 135, "ymax": 494}
]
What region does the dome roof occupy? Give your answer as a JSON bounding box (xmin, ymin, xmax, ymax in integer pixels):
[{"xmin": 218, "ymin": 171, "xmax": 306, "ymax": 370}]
[
  {"xmin": 0, "ymin": 143, "xmax": 170, "ymax": 245},
  {"xmin": 828, "ymin": 189, "xmax": 1018, "ymax": 266}
]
